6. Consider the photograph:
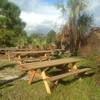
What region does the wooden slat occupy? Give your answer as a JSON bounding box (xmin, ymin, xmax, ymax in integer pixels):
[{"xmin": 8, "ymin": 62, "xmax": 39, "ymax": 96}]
[
  {"xmin": 21, "ymin": 57, "xmax": 82, "ymax": 70},
  {"xmin": 49, "ymin": 68, "xmax": 91, "ymax": 81},
  {"xmin": 22, "ymin": 58, "xmax": 48, "ymax": 63},
  {"xmin": 10, "ymin": 49, "xmax": 63, "ymax": 55},
  {"xmin": 0, "ymin": 47, "xmax": 17, "ymax": 51}
]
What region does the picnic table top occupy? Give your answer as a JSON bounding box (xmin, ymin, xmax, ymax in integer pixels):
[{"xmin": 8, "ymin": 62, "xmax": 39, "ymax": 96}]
[
  {"xmin": 0, "ymin": 48, "xmax": 31, "ymax": 51},
  {"xmin": 0, "ymin": 47, "xmax": 64, "ymax": 52},
  {"xmin": 9, "ymin": 49, "xmax": 64, "ymax": 55},
  {"xmin": 21, "ymin": 57, "xmax": 82, "ymax": 70}
]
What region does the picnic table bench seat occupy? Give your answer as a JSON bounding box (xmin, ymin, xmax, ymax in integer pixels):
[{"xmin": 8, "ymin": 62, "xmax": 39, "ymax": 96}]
[{"xmin": 18, "ymin": 57, "xmax": 91, "ymax": 94}]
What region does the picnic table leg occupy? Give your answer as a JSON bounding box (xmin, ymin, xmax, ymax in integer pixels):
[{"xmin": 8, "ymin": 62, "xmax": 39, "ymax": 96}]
[
  {"xmin": 72, "ymin": 62, "xmax": 78, "ymax": 70},
  {"xmin": 41, "ymin": 71, "xmax": 51, "ymax": 94},
  {"xmin": 68, "ymin": 62, "xmax": 78, "ymax": 71},
  {"xmin": 28, "ymin": 70, "xmax": 36, "ymax": 85},
  {"xmin": 6, "ymin": 52, "xmax": 11, "ymax": 61},
  {"xmin": 18, "ymin": 55, "xmax": 21, "ymax": 61},
  {"xmin": 8, "ymin": 53, "xmax": 11, "ymax": 62}
]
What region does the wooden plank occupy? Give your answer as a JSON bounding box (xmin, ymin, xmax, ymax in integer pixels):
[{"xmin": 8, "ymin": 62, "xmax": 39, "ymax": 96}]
[
  {"xmin": 41, "ymin": 71, "xmax": 51, "ymax": 94},
  {"xmin": 20, "ymin": 57, "xmax": 82, "ymax": 70},
  {"xmin": 0, "ymin": 47, "xmax": 34, "ymax": 51},
  {"xmin": 0, "ymin": 47, "xmax": 17, "ymax": 51},
  {"xmin": 10, "ymin": 49, "xmax": 63, "ymax": 55},
  {"xmin": 49, "ymin": 68, "xmax": 91, "ymax": 81},
  {"xmin": 22, "ymin": 58, "xmax": 46, "ymax": 63}
]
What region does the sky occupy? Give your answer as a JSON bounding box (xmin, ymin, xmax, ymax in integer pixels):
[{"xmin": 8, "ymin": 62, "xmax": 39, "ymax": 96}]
[{"xmin": 8, "ymin": 0, "xmax": 100, "ymax": 34}]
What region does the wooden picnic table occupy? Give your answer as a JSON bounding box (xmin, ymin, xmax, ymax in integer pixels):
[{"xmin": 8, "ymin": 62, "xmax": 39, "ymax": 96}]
[
  {"xmin": 20, "ymin": 57, "xmax": 81, "ymax": 70},
  {"xmin": 6, "ymin": 49, "xmax": 64, "ymax": 61},
  {"xmin": 18, "ymin": 57, "xmax": 91, "ymax": 94},
  {"xmin": 10, "ymin": 49, "xmax": 64, "ymax": 55}
]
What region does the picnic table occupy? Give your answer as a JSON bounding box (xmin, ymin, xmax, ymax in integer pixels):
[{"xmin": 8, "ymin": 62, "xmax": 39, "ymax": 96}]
[
  {"xmin": 18, "ymin": 57, "xmax": 91, "ymax": 94},
  {"xmin": 6, "ymin": 49, "xmax": 64, "ymax": 62}
]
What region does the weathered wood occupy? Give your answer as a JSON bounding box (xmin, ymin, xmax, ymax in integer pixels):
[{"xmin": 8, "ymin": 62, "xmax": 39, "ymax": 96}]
[
  {"xmin": 22, "ymin": 58, "xmax": 46, "ymax": 63},
  {"xmin": 0, "ymin": 48, "xmax": 63, "ymax": 51},
  {"xmin": 28, "ymin": 67, "xmax": 91, "ymax": 94},
  {"xmin": 20, "ymin": 57, "xmax": 82, "ymax": 70},
  {"xmin": 10, "ymin": 49, "xmax": 63, "ymax": 56},
  {"xmin": 49, "ymin": 68, "xmax": 91, "ymax": 81},
  {"xmin": 28, "ymin": 70, "xmax": 36, "ymax": 84},
  {"xmin": 41, "ymin": 71, "xmax": 51, "ymax": 94},
  {"xmin": 6, "ymin": 52, "xmax": 11, "ymax": 61},
  {"xmin": 72, "ymin": 63, "xmax": 78, "ymax": 70},
  {"xmin": 68, "ymin": 62, "xmax": 78, "ymax": 71}
]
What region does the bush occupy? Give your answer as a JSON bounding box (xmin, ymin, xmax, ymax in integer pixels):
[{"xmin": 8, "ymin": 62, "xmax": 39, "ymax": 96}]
[{"xmin": 0, "ymin": 29, "xmax": 17, "ymax": 47}]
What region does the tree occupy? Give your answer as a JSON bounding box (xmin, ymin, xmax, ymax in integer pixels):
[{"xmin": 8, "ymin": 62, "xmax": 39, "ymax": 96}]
[
  {"xmin": 16, "ymin": 32, "xmax": 28, "ymax": 48},
  {"xmin": 57, "ymin": 0, "xmax": 93, "ymax": 55},
  {"xmin": 0, "ymin": 29, "xmax": 17, "ymax": 47},
  {"xmin": 0, "ymin": 0, "xmax": 25, "ymax": 33},
  {"xmin": 46, "ymin": 30, "xmax": 56, "ymax": 44},
  {"xmin": 0, "ymin": 0, "xmax": 26, "ymax": 47},
  {"xmin": 2, "ymin": 1, "xmax": 25, "ymax": 33},
  {"xmin": 28, "ymin": 33, "xmax": 47, "ymax": 49}
]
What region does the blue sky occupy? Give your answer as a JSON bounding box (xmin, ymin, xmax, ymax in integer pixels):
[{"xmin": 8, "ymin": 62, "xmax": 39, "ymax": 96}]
[
  {"xmin": 8, "ymin": 0, "xmax": 100, "ymax": 34},
  {"xmin": 43, "ymin": 0, "xmax": 58, "ymax": 4}
]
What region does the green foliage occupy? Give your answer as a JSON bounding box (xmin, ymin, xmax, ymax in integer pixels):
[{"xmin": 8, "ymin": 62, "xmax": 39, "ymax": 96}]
[
  {"xmin": 0, "ymin": 77, "xmax": 100, "ymax": 100},
  {"xmin": 0, "ymin": 0, "xmax": 7, "ymax": 8},
  {"xmin": 0, "ymin": 55, "xmax": 100, "ymax": 100},
  {"xmin": 0, "ymin": 16, "xmax": 7, "ymax": 28},
  {"xmin": 46, "ymin": 30, "xmax": 56, "ymax": 44},
  {"xmin": 28, "ymin": 33, "xmax": 47, "ymax": 49},
  {"xmin": 56, "ymin": 0, "xmax": 93, "ymax": 55},
  {"xmin": 0, "ymin": 29, "xmax": 17, "ymax": 47},
  {"xmin": 79, "ymin": 54, "xmax": 100, "ymax": 85},
  {"xmin": 16, "ymin": 33, "xmax": 28, "ymax": 48},
  {"xmin": 0, "ymin": 0, "xmax": 26, "ymax": 47},
  {"xmin": 28, "ymin": 30, "xmax": 56, "ymax": 49},
  {"xmin": 3, "ymin": 2, "xmax": 25, "ymax": 33}
]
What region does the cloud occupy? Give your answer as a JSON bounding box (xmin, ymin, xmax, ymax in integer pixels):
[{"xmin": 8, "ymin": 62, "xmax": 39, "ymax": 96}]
[
  {"xmin": 19, "ymin": 2, "xmax": 66, "ymax": 33},
  {"xmin": 9, "ymin": 0, "xmax": 100, "ymax": 34},
  {"xmin": 88, "ymin": 0, "xmax": 100, "ymax": 11},
  {"xmin": 20, "ymin": 10, "xmax": 65, "ymax": 33},
  {"xmin": 87, "ymin": 0, "xmax": 100, "ymax": 26},
  {"xmin": 9, "ymin": 0, "xmax": 66, "ymax": 33}
]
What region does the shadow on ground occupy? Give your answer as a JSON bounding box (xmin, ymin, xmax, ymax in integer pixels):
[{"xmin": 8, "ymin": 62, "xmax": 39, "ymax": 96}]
[
  {"xmin": 59, "ymin": 72, "xmax": 95, "ymax": 85},
  {"xmin": 0, "ymin": 63, "xmax": 16, "ymax": 71},
  {"xmin": 0, "ymin": 72, "xmax": 27, "ymax": 88}
]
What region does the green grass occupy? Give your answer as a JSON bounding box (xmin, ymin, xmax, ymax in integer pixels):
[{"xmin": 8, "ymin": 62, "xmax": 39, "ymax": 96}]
[
  {"xmin": 0, "ymin": 55, "xmax": 100, "ymax": 100},
  {"xmin": 0, "ymin": 77, "xmax": 100, "ymax": 100}
]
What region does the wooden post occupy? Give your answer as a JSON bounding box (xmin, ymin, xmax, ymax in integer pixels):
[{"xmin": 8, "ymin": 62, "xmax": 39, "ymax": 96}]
[
  {"xmin": 17, "ymin": 55, "xmax": 23, "ymax": 71},
  {"xmin": 6, "ymin": 52, "xmax": 11, "ymax": 62},
  {"xmin": 44, "ymin": 53, "xmax": 47, "ymax": 57},
  {"xmin": 28, "ymin": 70, "xmax": 36, "ymax": 85},
  {"xmin": 18, "ymin": 55, "xmax": 21, "ymax": 61},
  {"xmin": 68, "ymin": 63, "xmax": 72, "ymax": 72},
  {"xmin": 72, "ymin": 62, "xmax": 78, "ymax": 71},
  {"xmin": 68, "ymin": 62, "xmax": 78, "ymax": 71},
  {"xmin": 41, "ymin": 71, "xmax": 51, "ymax": 94}
]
